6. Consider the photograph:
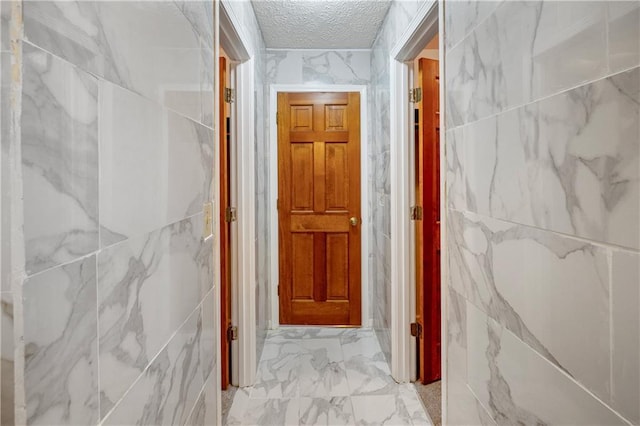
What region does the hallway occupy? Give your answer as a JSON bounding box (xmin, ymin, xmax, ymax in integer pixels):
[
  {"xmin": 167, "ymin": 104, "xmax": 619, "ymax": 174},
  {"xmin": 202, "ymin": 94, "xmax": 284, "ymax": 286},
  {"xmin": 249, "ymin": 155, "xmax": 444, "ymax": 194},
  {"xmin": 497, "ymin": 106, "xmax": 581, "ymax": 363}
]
[
  {"xmin": 224, "ymin": 328, "xmax": 432, "ymax": 425},
  {"xmin": 1, "ymin": 0, "xmax": 639, "ymax": 425}
]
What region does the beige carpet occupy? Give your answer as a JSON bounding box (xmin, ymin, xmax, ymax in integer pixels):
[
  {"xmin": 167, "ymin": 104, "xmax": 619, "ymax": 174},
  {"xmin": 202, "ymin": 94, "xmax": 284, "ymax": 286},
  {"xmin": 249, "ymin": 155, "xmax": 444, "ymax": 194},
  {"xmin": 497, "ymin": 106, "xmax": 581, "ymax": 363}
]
[{"xmin": 414, "ymin": 380, "xmax": 442, "ymax": 426}]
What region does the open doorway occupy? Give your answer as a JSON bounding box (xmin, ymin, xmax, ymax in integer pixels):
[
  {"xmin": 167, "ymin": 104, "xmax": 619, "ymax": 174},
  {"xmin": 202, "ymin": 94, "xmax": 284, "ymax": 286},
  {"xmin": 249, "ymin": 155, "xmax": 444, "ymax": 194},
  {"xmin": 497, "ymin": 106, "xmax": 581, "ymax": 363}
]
[
  {"xmin": 410, "ymin": 32, "xmax": 442, "ymax": 423},
  {"xmin": 412, "ymin": 34, "xmax": 441, "ymax": 386},
  {"xmin": 387, "ymin": 1, "xmax": 443, "ymax": 424},
  {"xmin": 218, "ymin": 2, "xmax": 259, "ymax": 420},
  {"xmin": 219, "ymin": 47, "xmax": 237, "ymax": 390}
]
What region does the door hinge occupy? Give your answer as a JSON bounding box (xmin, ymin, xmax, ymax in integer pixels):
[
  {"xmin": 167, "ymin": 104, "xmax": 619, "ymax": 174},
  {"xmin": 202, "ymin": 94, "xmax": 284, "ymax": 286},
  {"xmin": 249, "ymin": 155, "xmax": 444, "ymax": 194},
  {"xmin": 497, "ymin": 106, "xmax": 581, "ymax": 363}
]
[
  {"xmin": 227, "ymin": 325, "xmax": 238, "ymax": 341},
  {"xmin": 410, "ymin": 88, "xmax": 422, "ymax": 103},
  {"xmin": 277, "ymin": 285, "xmax": 280, "ymax": 296},
  {"xmin": 224, "ymin": 87, "xmax": 235, "ymax": 104},
  {"xmin": 276, "ymin": 112, "xmax": 279, "ymax": 124},
  {"xmin": 410, "ymin": 205, "xmax": 423, "ymax": 221},
  {"xmin": 225, "ymin": 206, "xmax": 237, "ymax": 223},
  {"xmin": 410, "ymin": 322, "xmax": 423, "ymax": 337}
]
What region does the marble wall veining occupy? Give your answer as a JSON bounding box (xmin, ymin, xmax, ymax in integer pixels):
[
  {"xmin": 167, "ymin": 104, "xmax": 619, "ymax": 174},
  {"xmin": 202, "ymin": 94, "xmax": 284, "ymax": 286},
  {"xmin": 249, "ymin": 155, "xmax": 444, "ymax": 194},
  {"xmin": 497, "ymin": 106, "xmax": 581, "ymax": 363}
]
[
  {"xmin": 444, "ymin": 1, "xmax": 640, "ymax": 425},
  {"xmin": 2, "ymin": 1, "xmax": 218, "ymax": 424},
  {"xmin": 1, "ymin": 2, "xmax": 17, "ymax": 424}
]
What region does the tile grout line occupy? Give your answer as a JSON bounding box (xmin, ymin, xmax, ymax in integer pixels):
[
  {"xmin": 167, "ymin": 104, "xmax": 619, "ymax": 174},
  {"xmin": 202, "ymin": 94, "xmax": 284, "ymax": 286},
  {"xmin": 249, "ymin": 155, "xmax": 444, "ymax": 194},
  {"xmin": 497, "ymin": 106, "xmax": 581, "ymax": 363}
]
[{"xmin": 98, "ymin": 286, "xmax": 215, "ymax": 425}]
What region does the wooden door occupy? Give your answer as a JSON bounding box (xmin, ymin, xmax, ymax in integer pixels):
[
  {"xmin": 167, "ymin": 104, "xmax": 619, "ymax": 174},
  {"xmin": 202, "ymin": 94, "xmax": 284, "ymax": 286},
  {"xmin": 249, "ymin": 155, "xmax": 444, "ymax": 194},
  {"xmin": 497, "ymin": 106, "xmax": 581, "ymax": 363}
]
[
  {"xmin": 417, "ymin": 58, "xmax": 441, "ymax": 383},
  {"xmin": 278, "ymin": 92, "xmax": 361, "ymax": 326},
  {"xmin": 219, "ymin": 56, "xmax": 232, "ymax": 390}
]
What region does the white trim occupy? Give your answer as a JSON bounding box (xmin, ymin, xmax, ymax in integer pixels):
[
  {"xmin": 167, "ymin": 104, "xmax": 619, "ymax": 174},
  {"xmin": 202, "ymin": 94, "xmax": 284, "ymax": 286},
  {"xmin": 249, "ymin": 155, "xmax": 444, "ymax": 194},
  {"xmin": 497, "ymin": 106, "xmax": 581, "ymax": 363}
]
[
  {"xmin": 219, "ymin": 0, "xmax": 257, "ymax": 387},
  {"xmin": 389, "ymin": 59, "xmax": 412, "ymax": 382},
  {"xmin": 212, "ymin": 2, "xmax": 221, "ymax": 423},
  {"xmin": 235, "ymin": 59, "xmax": 257, "ymax": 387},
  {"xmin": 220, "ymin": 1, "xmax": 250, "ymax": 60},
  {"xmin": 391, "ymin": 0, "xmax": 439, "ymax": 61},
  {"xmin": 269, "ymin": 84, "xmax": 371, "ymax": 329},
  {"xmin": 438, "ymin": 1, "xmax": 448, "ymax": 421},
  {"xmin": 228, "ymin": 62, "xmax": 240, "ymax": 386},
  {"xmin": 388, "ymin": 0, "xmax": 439, "ymax": 383}
]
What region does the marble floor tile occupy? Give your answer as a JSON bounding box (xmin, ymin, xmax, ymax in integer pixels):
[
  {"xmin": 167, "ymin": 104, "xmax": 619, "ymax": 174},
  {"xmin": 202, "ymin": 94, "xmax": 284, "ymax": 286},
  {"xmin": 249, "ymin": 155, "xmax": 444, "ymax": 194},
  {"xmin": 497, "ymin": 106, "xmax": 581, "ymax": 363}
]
[
  {"xmin": 299, "ymin": 397, "xmax": 355, "ymax": 425},
  {"xmin": 224, "ymin": 327, "xmax": 432, "ymax": 426}
]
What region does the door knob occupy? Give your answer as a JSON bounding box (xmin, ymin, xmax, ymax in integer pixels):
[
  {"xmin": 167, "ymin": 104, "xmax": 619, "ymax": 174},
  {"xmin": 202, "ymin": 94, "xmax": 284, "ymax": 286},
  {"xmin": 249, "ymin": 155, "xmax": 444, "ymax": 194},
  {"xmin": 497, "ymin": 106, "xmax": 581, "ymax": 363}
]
[{"xmin": 350, "ymin": 217, "xmax": 359, "ymax": 226}]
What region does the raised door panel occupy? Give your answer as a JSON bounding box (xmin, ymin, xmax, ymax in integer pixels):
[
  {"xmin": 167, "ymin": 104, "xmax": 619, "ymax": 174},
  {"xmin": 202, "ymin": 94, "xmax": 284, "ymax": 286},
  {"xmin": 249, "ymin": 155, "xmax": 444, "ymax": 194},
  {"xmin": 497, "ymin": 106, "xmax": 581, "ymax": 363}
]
[
  {"xmin": 291, "ymin": 105, "xmax": 314, "ymax": 131},
  {"xmin": 291, "ymin": 143, "xmax": 314, "ymax": 210},
  {"xmin": 325, "ymin": 143, "xmax": 349, "ymax": 211},
  {"xmin": 325, "ymin": 105, "xmax": 348, "ymax": 131},
  {"xmin": 327, "ymin": 233, "xmax": 349, "ymax": 300},
  {"xmin": 292, "ymin": 233, "xmax": 314, "ymax": 300}
]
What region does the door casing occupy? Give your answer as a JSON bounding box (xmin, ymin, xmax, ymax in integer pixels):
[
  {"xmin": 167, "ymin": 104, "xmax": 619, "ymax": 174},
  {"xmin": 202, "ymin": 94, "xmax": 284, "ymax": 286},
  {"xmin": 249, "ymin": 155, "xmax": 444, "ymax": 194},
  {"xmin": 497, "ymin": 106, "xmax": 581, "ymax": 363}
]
[
  {"xmin": 387, "ymin": 0, "xmax": 444, "ymax": 395},
  {"xmin": 219, "ymin": 0, "xmax": 256, "ymax": 389},
  {"xmin": 269, "ymin": 85, "xmax": 370, "ymax": 329}
]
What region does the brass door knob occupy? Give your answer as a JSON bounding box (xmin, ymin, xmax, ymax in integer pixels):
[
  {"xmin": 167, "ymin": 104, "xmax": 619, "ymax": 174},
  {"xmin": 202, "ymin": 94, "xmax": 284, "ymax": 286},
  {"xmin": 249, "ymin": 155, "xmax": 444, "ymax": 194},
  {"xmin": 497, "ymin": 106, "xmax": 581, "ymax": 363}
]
[{"xmin": 350, "ymin": 217, "xmax": 359, "ymax": 226}]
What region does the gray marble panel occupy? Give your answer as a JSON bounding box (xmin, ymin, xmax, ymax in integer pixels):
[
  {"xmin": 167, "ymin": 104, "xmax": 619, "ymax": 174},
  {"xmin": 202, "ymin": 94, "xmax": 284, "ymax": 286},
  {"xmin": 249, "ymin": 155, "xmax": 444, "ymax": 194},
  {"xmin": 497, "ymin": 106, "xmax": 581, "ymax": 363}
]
[
  {"xmin": 446, "ymin": 1, "xmax": 610, "ymax": 128},
  {"xmin": 22, "ymin": 43, "xmax": 98, "ymax": 275},
  {"xmin": 301, "ymin": 51, "xmax": 370, "ymax": 85},
  {"xmin": 101, "ymin": 304, "xmax": 205, "ymax": 425},
  {"xmin": 611, "ymin": 250, "xmax": 640, "ymax": 424},
  {"xmin": 446, "ymin": 376, "xmax": 496, "ymax": 426},
  {"xmin": 464, "ymin": 67, "xmax": 640, "ymax": 250},
  {"xmin": 200, "ymin": 288, "xmax": 216, "ymax": 383},
  {"xmin": 443, "ymin": 1, "xmax": 502, "ymax": 51},
  {"xmin": 447, "ymin": 288, "xmax": 466, "ymax": 382},
  {"xmin": 23, "ymin": 256, "xmax": 98, "ymax": 425},
  {"xmin": 448, "ymin": 210, "xmax": 611, "ymax": 402},
  {"xmin": 174, "ymin": 1, "xmax": 214, "ymax": 50},
  {"xmin": 608, "ymin": 1, "xmax": 640, "ymax": 74},
  {"xmin": 266, "ymin": 51, "xmax": 303, "ymax": 84},
  {"xmin": 1, "ymin": 292, "xmax": 15, "ymax": 426},
  {"xmin": 23, "ymin": 1, "xmax": 213, "ymax": 125},
  {"xmin": 467, "ymin": 302, "xmax": 627, "ymax": 425},
  {"xmin": 445, "ymin": 128, "xmax": 466, "ymax": 212},
  {"xmin": 99, "ymin": 82, "xmax": 214, "ymax": 247},
  {"xmin": 186, "ymin": 389, "xmax": 207, "ymax": 426},
  {"xmin": 1, "ymin": 49, "xmax": 11, "ymax": 292},
  {"xmin": 0, "ymin": 2, "xmax": 9, "ymax": 52},
  {"xmin": 97, "ymin": 214, "xmax": 212, "ymax": 416}
]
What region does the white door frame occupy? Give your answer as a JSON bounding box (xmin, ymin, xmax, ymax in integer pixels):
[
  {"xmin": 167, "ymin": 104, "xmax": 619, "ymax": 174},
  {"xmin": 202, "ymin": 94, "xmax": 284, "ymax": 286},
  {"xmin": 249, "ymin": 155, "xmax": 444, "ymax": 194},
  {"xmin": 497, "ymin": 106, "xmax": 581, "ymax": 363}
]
[
  {"xmin": 269, "ymin": 84, "xmax": 370, "ymax": 329},
  {"xmin": 219, "ymin": 0, "xmax": 257, "ymax": 388},
  {"xmin": 388, "ymin": 0, "xmax": 445, "ymax": 389}
]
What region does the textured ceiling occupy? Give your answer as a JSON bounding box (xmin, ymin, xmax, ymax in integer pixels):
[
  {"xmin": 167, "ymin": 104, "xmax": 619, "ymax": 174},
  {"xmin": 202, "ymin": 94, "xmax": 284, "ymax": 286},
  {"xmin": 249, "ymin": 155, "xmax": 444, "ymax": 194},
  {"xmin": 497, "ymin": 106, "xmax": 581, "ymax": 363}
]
[{"xmin": 251, "ymin": 0, "xmax": 392, "ymax": 49}]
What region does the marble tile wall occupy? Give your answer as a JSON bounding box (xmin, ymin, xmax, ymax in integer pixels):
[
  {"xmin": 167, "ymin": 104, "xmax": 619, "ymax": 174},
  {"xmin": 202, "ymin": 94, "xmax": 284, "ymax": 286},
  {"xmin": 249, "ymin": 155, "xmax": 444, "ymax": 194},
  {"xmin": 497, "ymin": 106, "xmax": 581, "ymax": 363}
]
[
  {"xmin": 444, "ymin": 1, "xmax": 640, "ymax": 424},
  {"xmin": 2, "ymin": 1, "xmax": 218, "ymax": 425},
  {"xmin": 1, "ymin": 2, "xmax": 15, "ymax": 424}
]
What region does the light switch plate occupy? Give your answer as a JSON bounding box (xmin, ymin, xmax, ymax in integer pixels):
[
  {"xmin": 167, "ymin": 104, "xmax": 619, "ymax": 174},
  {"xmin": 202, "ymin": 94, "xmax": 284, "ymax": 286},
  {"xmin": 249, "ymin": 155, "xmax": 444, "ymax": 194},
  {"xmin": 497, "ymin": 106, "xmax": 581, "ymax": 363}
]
[{"xmin": 203, "ymin": 202, "xmax": 213, "ymax": 238}]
